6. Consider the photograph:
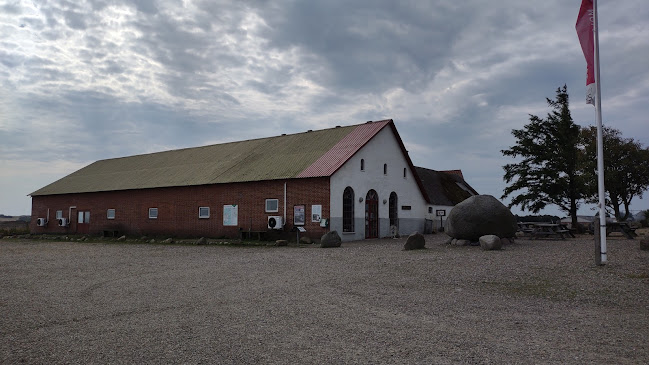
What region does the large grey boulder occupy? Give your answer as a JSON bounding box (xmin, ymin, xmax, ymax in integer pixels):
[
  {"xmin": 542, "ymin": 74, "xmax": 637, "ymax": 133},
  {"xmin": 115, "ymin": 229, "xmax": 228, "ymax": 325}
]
[
  {"xmin": 403, "ymin": 232, "xmax": 426, "ymax": 250},
  {"xmin": 320, "ymin": 231, "xmax": 342, "ymax": 248},
  {"xmin": 446, "ymin": 195, "xmax": 517, "ymax": 241}
]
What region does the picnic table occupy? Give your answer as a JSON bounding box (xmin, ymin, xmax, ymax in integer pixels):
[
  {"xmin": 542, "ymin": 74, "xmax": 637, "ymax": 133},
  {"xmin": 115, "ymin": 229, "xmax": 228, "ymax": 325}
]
[
  {"xmin": 606, "ymin": 222, "xmax": 637, "ymax": 239},
  {"xmin": 530, "ymin": 223, "xmax": 573, "ymax": 240},
  {"xmin": 517, "ymin": 222, "xmax": 536, "ymax": 238}
]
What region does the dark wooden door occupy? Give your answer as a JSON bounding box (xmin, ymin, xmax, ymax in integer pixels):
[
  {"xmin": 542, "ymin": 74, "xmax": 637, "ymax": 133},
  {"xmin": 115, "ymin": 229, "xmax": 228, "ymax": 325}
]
[
  {"xmin": 365, "ymin": 190, "xmax": 379, "ymax": 239},
  {"xmin": 77, "ymin": 211, "xmax": 90, "ymax": 234}
]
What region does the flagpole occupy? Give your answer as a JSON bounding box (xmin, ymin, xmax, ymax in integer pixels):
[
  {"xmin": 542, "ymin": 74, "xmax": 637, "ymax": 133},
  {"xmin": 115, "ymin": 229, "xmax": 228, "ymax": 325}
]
[{"xmin": 593, "ymin": 0, "xmax": 607, "ymax": 264}]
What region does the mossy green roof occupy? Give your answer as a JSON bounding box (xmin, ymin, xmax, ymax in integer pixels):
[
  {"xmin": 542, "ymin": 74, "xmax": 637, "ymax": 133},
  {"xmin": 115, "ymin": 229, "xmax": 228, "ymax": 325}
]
[{"xmin": 31, "ymin": 124, "xmax": 359, "ymax": 196}]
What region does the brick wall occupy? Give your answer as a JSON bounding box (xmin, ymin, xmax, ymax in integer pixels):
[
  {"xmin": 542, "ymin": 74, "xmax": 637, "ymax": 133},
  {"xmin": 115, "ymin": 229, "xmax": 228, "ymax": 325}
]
[{"xmin": 30, "ymin": 177, "xmax": 330, "ymax": 239}]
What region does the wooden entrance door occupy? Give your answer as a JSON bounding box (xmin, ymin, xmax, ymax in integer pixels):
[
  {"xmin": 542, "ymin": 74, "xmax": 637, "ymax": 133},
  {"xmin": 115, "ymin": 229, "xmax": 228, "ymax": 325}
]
[
  {"xmin": 365, "ymin": 190, "xmax": 379, "ymax": 239},
  {"xmin": 77, "ymin": 211, "xmax": 90, "ymax": 234}
]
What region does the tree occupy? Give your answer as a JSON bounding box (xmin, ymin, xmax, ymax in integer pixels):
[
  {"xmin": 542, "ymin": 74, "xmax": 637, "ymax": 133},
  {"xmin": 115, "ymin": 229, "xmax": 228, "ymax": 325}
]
[
  {"xmin": 501, "ymin": 85, "xmax": 586, "ymax": 230},
  {"xmin": 581, "ymin": 126, "xmax": 649, "ymax": 221}
]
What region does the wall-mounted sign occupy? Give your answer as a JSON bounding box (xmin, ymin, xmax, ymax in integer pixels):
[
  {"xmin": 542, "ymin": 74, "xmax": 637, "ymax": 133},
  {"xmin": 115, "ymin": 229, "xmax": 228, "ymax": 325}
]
[
  {"xmin": 436, "ymin": 209, "xmax": 446, "ymax": 216},
  {"xmin": 223, "ymin": 204, "xmax": 238, "ymax": 226},
  {"xmin": 294, "ymin": 205, "xmax": 305, "ymax": 226},
  {"xmin": 311, "ymin": 205, "xmax": 322, "ymax": 222}
]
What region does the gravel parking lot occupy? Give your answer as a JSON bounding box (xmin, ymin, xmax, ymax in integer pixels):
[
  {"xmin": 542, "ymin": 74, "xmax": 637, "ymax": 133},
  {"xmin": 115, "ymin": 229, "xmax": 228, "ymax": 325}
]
[{"xmin": 1, "ymin": 234, "xmax": 648, "ymax": 364}]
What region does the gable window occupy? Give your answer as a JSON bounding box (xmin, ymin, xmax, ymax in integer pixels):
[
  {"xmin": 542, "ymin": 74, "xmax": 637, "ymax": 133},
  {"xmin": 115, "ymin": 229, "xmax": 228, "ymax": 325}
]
[
  {"xmin": 107, "ymin": 209, "xmax": 116, "ymax": 219},
  {"xmin": 343, "ymin": 187, "xmax": 355, "ymax": 232},
  {"xmin": 265, "ymin": 199, "xmax": 279, "ymax": 212},
  {"xmin": 199, "ymin": 207, "xmax": 210, "ymax": 219},
  {"xmin": 149, "ymin": 208, "xmax": 158, "ymax": 219},
  {"xmin": 56, "ymin": 210, "xmax": 63, "ymax": 219},
  {"xmin": 383, "ymin": 164, "xmax": 387, "ymax": 175},
  {"xmin": 360, "ymin": 159, "xmax": 365, "ymax": 171},
  {"xmin": 428, "ymin": 207, "xmax": 433, "ymax": 214}
]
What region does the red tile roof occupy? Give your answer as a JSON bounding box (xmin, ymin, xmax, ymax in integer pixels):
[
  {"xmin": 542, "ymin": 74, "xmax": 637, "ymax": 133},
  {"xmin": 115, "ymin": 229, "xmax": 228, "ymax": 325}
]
[{"xmin": 297, "ymin": 120, "xmax": 391, "ymax": 178}]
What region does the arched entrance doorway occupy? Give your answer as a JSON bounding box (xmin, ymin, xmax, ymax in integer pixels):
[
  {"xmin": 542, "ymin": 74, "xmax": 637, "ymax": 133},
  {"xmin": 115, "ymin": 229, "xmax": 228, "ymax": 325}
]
[
  {"xmin": 365, "ymin": 190, "xmax": 379, "ymax": 239},
  {"xmin": 389, "ymin": 192, "xmax": 398, "ymax": 231}
]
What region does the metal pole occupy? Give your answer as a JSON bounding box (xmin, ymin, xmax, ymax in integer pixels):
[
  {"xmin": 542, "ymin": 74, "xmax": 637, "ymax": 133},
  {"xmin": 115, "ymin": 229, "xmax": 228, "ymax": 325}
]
[{"xmin": 593, "ymin": 0, "xmax": 607, "ymax": 264}]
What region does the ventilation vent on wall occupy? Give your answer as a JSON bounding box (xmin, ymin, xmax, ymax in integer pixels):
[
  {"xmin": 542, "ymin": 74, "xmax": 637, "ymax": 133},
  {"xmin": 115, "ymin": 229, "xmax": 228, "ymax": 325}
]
[{"xmin": 268, "ymin": 216, "xmax": 283, "ymax": 230}]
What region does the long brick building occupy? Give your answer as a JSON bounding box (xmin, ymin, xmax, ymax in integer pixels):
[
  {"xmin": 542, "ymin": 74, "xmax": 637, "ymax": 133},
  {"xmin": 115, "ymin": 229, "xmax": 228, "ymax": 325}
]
[{"xmin": 30, "ymin": 119, "xmax": 476, "ymax": 241}]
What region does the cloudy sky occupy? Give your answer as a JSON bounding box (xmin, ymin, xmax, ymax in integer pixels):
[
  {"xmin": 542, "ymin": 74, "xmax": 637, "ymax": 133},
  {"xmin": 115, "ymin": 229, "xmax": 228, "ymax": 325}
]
[{"xmin": 1, "ymin": 0, "xmax": 648, "ymax": 217}]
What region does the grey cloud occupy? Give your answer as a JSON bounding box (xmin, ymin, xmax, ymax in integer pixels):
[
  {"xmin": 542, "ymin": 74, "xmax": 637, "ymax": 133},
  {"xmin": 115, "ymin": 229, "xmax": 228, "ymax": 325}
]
[
  {"xmin": 63, "ymin": 10, "xmax": 87, "ymax": 30},
  {"xmin": 254, "ymin": 1, "xmax": 467, "ymax": 93},
  {"xmin": 1, "ymin": 1, "xmax": 22, "ymax": 15}
]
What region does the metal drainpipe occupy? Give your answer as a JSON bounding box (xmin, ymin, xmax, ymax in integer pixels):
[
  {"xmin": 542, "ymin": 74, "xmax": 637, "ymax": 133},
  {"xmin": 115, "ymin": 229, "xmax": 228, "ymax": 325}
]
[{"xmin": 283, "ymin": 182, "xmax": 287, "ymax": 228}]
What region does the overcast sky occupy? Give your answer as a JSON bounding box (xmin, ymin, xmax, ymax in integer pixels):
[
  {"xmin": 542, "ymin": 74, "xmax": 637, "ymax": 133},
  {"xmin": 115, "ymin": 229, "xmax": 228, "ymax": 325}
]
[{"xmin": 1, "ymin": 0, "xmax": 648, "ymax": 217}]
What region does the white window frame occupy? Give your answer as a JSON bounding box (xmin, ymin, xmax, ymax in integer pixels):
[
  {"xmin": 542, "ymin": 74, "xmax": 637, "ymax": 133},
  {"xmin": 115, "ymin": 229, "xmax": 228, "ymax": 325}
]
[
  {"xmin": 107, "ymin": 209, "xmax": 116, "ymax": 220},
  {"xmin": 148, "ymin": 208, "xmax": 158, "ymax": 219},
  {"xmin": 265, "ymin": 199, "xmax": 279, "ymax": 213},
  {"xmin": 56, "ymin": 210, "xmax": 63, "ymax": 219},
  {"xmin": 199, "ymin": 206, "xmax": 210, "ymax": 219}
]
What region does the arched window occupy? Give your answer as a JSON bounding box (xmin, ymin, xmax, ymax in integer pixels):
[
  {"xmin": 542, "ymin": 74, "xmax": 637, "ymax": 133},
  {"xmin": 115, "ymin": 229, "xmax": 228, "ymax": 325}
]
[
  {"xmin": 389, "ymin": 192, "xmax": 398, "ymax": 228},
  {"xmin": 360, "ymin": 159, "xmax": 365, "ymax": 171},
  {"xmin": 383, "ymin": 163, "xmax": 387, "ymax": 175},
  {"xmin": 343, "ymin": 187, "xmax": 354, "ymax": 232}
]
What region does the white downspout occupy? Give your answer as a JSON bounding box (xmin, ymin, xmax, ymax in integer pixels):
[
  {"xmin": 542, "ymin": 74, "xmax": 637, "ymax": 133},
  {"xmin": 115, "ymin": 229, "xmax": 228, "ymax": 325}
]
[{"xmin": 46, "ymin": 209, "xmax": 50, "ymax": 224}]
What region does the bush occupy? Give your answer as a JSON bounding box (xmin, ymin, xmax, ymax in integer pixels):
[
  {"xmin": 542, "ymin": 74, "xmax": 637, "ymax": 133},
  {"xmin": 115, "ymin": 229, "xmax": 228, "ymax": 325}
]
[{"xmin": 640, "ymin": 210, "xmax": 649, "ymax": 228}]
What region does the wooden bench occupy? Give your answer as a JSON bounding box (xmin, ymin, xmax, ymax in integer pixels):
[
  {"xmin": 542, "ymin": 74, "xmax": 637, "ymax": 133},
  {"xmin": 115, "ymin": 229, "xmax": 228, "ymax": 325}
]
[{"xmin": 240, "ymin": 230, "xmax": 266, "ymax": 240}]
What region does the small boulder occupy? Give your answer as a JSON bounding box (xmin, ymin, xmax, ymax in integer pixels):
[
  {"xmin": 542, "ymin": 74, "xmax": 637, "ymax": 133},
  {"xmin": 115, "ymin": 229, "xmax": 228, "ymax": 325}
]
[
  {"xmin": 276, "ymin": 240, "xmax": 288, "ymax": 246},
  {"xmin": 640, "ymin": 238, "xmax": 649, "ymax": 251},
  {"xmin": 117, "ymin": 235, "xmax": 127, "ymax": 242},
  {"xmin": 443, "ymin": 237, "xmax": 453, "ymax": 245},
  {"xmin": 455, "ymin": 239, "xmax": 470, "ymax": 246},
  {"xmin": 149, "ymin": 239, "xmax": 156, "ymax": 244},
  {"xmin": 479, "ymin": 235, "xmax": 502, "ymax": 251},
  {"xmin": 163, "ymin": 238, "xmax": 174, "ymax": 244},
  {"xmin": 320, "ymin": 231, "xmax": 342, "ymax": 248},
  {"xmin": 195, "ymin": 237, "xmax": 208, "ymax": 245},
  {"xmin": 403, "ymin": 232, "xmax": 426, "ymax": 250},
  {"xmin": 299, "ymin": 236, "xmax": 313, "ymax": 244}
]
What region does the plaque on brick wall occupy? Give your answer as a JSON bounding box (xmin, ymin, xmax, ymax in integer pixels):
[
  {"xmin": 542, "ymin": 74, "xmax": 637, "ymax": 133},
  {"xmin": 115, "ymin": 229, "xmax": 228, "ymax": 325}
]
[{"xmin": 294, "ymin": 205, "xmax": 305, "ymax": 226}]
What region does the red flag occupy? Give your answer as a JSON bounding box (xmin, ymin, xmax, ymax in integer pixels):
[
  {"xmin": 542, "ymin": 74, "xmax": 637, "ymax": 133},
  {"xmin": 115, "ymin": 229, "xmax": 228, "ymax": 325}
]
[{"xmin": 576, "ymin": 0, "xmax": 595, "ymax": 105}]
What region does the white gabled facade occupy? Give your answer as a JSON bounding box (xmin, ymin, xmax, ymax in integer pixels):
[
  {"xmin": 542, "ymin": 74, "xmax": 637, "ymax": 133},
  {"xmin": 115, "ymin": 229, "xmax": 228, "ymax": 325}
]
[{"xmin": 329, "ymin": 126, "xmax": 427, "ymax": 241}]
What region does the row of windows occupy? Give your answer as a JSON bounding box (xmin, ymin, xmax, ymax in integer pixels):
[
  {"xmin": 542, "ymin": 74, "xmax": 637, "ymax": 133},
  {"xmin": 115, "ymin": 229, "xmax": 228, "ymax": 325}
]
[
  {"xmin": 50, "ymin": 199, "xmax": 282, "ymax": 222},
  {"xmin": 360, "ymin": 159, "xmax": 408, "ymax": 178}
]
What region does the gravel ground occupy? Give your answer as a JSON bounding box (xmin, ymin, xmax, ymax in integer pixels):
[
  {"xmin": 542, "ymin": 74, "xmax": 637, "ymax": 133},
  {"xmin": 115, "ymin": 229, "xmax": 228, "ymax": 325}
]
[{"xmin": 1, "ymin": 233, "xmax": 648, "ymax": 364}]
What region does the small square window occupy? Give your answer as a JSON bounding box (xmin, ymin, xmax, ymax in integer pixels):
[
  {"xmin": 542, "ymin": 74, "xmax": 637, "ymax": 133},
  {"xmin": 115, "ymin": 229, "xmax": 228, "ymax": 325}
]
[
  {"xmin": 265, "ymin": 199, "xmax": 279, "ymax": 212},
  {"xmin": 56, "ymin": 210, "xmax": 63, "ymax": 219},
  {"xmin": 199, "ymin": 207, "xmax": 210, "ymax": 219},
  {"xmin": 428, "ymin": 207, "xmax": 433, "ymax": 214},
  {"xmin": 149, "ymin": 208, "xmax": 158, "ymax": 219},
  {"xmin": 107, "ymin": 209, "xmax": 116, "ymax": 219}
]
